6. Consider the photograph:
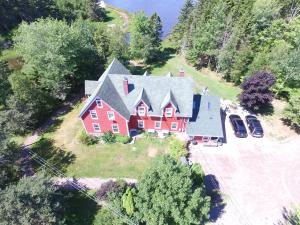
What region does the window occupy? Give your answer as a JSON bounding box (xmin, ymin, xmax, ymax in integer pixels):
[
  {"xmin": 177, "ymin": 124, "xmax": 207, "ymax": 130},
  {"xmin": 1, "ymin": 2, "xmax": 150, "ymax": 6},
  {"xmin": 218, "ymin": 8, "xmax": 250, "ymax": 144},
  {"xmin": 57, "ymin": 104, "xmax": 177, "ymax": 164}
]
[
  {"xmin": 111, "ymin": 124, "xmax": 119, "ymax": 133},
  {"xmin": 171, "ymin": 122, "xmax": 178, "ymax": 130},
  {"xmin": 90, "ymin": 110, "xmax": 98, "ymax": 120},
  {"xmin": 137, "ymin": 106, "xmax": 146, "ymax": 116},
  {"xmin": 138, "ymin": 120, "xmax": 144, "ymax": 129},
  {"xmin": 165, "ymin": 108, "xmax": 173, "ymax": 117},
  {"xmin": 107, "ymin": 111, "xmax": 115, "ymax": 120},
  {"xmin": 92, "ymin": 123, "xmax": 101, "ymax": 132},
  {"xmin": 154, "ymin": 121, "xmax": 161, "ymax": 129},
  {"xmin": 95, "ymin": 99, "xmax": 102, "ymax": 108}
]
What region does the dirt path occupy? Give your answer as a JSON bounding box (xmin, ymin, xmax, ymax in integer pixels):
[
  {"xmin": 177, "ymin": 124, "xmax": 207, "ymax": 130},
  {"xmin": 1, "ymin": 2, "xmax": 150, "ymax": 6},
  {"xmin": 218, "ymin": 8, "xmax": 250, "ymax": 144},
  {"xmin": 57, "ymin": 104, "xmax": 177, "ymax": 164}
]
[
  {"xmin": 55, "ymin": 177, "xmax": 137, "ymax": 190},
  {"xmin": 21, "ymin": 95, "xmax": 82, "ymax": 176},
  {"xmin": 107, "ymin": 5, "xmax": 130, "ymax": 32}
]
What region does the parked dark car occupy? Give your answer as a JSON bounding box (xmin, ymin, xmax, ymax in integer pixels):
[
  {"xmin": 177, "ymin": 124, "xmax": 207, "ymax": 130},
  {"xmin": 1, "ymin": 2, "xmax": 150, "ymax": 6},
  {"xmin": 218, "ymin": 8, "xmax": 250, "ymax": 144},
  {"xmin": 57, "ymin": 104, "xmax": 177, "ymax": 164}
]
[
  {"xmin": 229, "ymin": 114, "xmax": 248, "ymax": 138},
  {"xmin": 245, "ymin": 115, "xmax": 264, "ymax": 138}
]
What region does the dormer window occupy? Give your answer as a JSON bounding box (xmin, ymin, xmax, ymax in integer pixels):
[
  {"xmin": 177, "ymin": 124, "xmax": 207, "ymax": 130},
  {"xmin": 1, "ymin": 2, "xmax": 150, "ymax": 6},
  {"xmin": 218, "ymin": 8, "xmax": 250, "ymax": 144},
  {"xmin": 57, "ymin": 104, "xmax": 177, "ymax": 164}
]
[
  {"xmin": 137, "ymin": 106, "xmax": 146, "ymax": 116},
  {"xmin": 96, "ymin": 99, "xmax": 102, "ymax": 108},
  {"xmin": 165, "ymin": 108, "xmax": 173, "ymax": 117}
]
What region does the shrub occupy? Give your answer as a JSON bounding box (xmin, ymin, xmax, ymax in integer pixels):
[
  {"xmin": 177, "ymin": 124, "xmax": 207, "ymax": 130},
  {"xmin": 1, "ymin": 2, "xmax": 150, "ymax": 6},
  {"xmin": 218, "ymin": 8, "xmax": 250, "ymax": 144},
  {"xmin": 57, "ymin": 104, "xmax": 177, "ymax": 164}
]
[
  {"xmin": 239, "ymin": 71, "xmax": 276, "ymax": 111},
  {"xmin": 115, "ymin": 135, "xmax": 131, "ymax": 144},
  {"xmin": 102, "ymin": 131, "xmax": 116, "ymax": 144},
  {"xmin": 96, "ymin": 180, "xmax": 127, "ymax": 201},
  {"xmin": 169, "ymin": 139, "xmax": 188, "ymax": 160},
  {"xmin": 78, "ymin": 130, "xmax": 98, "ymax": 145},
  {"xmin": 284, "ymin": 90, "xmax": 300, "ymax": 129},
  {"xmin": 191, "ymin": 163, "xmax": 205, "ymax": 187}
]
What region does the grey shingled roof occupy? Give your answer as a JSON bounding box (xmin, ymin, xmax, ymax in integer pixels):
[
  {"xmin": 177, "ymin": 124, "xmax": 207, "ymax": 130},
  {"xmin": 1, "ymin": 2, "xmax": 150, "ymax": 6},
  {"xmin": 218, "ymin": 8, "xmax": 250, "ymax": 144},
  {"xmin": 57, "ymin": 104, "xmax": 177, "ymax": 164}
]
[
  {"xmin": 85, "ymin": 80, "xmax": 98, "ymax": 95},
  {"xmin": 134, "ymin": 88, "xmax": 151, "ymax": 108},
  {"xmin": 80, "ymin": 59, "xmax": 194, "ymax": 119},
  {"xmin": 186, "ymin": 95, "xmax": 223, "ymax": 137},
  {"xmin": 108, "ymin": 74, "xmax": 194, "ymax": 117}
]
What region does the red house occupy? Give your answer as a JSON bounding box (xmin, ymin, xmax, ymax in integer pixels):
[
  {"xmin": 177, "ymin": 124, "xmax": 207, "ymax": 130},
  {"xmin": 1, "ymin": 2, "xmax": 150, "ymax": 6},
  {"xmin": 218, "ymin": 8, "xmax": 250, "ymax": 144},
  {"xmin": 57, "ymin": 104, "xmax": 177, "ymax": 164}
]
[{"xmin": 79, "ymin": 59, "xmax": 224, "ymax": 143}]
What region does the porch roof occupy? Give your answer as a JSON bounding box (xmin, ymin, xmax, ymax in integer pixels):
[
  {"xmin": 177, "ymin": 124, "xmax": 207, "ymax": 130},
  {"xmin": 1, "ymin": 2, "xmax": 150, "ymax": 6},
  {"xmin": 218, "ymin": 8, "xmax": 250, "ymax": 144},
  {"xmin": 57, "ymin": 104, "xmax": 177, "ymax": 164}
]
[{"xmin": 186, "ymin": 95, "xmax": 224, "ymax": 138}]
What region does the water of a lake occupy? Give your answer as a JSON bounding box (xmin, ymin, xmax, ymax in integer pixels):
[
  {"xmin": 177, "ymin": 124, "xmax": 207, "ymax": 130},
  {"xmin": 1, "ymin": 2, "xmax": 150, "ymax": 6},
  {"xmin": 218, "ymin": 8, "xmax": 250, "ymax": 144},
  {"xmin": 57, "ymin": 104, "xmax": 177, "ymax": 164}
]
[{"xmin": 105, "ymin": 0, "xmax": 185, "ymax": 37}]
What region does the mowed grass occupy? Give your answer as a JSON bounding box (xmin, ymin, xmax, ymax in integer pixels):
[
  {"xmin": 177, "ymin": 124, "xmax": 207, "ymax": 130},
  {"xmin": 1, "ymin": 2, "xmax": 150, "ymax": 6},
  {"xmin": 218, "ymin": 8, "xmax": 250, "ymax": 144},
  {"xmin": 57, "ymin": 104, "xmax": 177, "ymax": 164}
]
[
  {"xmin": 39, "ymin": 102, "xmax": 169, "ymax": 178},
  {"xmin": 149, "ymin": 54, "xmax": 241, "ymax": 101}
]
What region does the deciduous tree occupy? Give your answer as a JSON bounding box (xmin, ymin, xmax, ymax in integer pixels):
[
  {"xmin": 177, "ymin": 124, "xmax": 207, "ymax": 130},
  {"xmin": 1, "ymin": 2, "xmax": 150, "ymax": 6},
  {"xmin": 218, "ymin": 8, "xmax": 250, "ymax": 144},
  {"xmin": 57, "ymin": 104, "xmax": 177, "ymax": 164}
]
[{"xmin": 239, "ymin": 71, "xmax": 276, "ymax": 111}]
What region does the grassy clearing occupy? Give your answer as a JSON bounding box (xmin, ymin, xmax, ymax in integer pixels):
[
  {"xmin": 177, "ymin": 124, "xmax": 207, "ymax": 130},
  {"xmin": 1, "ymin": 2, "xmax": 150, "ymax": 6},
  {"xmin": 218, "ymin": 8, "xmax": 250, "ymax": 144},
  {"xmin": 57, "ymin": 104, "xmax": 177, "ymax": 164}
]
[
  {"xmin": 148, "ymin": 54, "xmax": 241, "ymax": 101},
  {"xmin": 35, "ymin": 102, "xmax": 170, "ymax": 178}
]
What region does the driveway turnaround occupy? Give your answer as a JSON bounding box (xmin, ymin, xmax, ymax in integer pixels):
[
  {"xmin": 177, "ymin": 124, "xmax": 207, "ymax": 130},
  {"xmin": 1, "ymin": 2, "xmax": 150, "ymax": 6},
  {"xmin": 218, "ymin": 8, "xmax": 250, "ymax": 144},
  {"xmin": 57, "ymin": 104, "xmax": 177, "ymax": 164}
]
[{"xmin": 189, "ymin": 115, "xmax": 300, "ymax": 225}]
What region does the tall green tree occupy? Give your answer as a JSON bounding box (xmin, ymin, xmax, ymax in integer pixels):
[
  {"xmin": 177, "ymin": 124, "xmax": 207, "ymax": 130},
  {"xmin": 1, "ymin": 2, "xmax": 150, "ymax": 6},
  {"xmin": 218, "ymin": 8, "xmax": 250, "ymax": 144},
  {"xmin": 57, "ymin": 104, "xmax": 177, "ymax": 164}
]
[
  {"xmin": 0, "ymin": 62, "xmax": 11, "ymax": 107},
  {"xmin": 133, "ymin": 156, "xmax": 210, "ymax": 225},
  {"xmin": 130, "ymin": 11, "xmax": 162, "ymax": 62},
  {"xmin": 0, "ymin": 173, "xmax": 64, "ymax": 225}
]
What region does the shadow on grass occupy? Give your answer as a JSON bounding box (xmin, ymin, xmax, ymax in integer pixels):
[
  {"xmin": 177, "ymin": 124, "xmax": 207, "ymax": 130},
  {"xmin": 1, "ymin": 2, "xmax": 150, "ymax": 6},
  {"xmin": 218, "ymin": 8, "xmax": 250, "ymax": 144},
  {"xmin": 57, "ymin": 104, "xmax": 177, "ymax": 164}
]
[
  {"xmin": 61, "ymin": 189, "xmax": 100, "ymax": 225},
  {"xmin": 204, "ymin": 174, "xmax": 226, "ymax": 222},
  {"xmin": 128, "ymin": 47, "xmax": 176, "ymax": 75},
  {"xmin": 31, "ymin": 137, "xmax": 76, "ymax": 173},
  {"xmin": 281, "ymin": 118, "xmax": 300, "ymax": 134}
]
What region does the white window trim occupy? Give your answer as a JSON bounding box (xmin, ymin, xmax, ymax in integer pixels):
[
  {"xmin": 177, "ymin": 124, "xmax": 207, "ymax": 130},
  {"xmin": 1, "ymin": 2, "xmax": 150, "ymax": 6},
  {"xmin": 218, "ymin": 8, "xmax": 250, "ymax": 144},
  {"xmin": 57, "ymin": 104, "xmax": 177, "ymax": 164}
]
[
  {"xmin": 90, "ymin": 110, "xmax": 98, "ymax": 120},
  {"xmin": 111, "ymin": 124, "xmax": 119, "ymax": 133},
  {"xmin": 165, "ymin": 108, "xmax": 173, "ymax": 117},
  {"xmin": 92, "ymin": 123, "xmax": 101, "ymax": 132},
  {"xmin": 138, "ymin": 120, "xmax": 144, "ymax": 129},
  {"xmin": 137, "ymin": 106, "xmax": 146, "ymax": 116},
  {"xmin": 107, "ymin": 111, "xmax": 115, "ymax": 121},
  {"xmin": 154, "ymin": 121, "xmax": 161, "ymax": 129},
  {"xmin": 95, "ymin": 99, "xmax": 103, "ymax": 108},
  {"xmin": 171, "ymin": 122, "xmax": 178, "ymax": 130}
]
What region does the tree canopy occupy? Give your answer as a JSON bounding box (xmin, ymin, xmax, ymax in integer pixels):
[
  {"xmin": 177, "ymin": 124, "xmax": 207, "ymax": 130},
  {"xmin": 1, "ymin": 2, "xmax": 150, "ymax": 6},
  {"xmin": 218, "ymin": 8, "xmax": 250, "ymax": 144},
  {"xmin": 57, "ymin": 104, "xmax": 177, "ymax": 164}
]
[
  {"xmin": 130, "ymin": 11, "xmax": 162, "ymax": 62},
  {"xmin": 133, "ymin": 156, "xmax": 210, "ymax": 225},
  {"xmin": 0, "ymin": 173, "xmax": 64, "ymax": 225}
]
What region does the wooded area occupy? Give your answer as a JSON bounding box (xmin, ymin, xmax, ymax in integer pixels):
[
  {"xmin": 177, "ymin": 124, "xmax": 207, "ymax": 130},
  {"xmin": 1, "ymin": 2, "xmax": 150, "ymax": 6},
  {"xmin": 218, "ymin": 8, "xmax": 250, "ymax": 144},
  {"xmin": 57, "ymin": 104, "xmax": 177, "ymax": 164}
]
[{"xmin": 172, "ymin": 0, "xmax": 300, "ymax": 127}]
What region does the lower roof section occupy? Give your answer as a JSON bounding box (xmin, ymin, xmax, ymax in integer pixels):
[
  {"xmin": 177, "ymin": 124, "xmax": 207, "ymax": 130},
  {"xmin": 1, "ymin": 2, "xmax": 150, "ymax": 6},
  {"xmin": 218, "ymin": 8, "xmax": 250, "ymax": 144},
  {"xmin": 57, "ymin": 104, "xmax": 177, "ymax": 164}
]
[{"xmin": 187, "ymin": 95, "xmax": 224, "ymax": 138}]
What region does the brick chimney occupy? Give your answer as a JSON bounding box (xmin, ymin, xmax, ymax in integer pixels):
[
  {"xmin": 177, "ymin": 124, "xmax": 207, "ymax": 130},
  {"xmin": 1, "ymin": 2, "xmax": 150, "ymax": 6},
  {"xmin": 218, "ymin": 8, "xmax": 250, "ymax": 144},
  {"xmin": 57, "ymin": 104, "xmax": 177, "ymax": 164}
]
[
  {"xmin": 179, "ymin": 68, "xmax": 185, "ymax": 77},
  {"xmin": 123, "ymin": 77, "xmax": 129, "ymax": 95}
]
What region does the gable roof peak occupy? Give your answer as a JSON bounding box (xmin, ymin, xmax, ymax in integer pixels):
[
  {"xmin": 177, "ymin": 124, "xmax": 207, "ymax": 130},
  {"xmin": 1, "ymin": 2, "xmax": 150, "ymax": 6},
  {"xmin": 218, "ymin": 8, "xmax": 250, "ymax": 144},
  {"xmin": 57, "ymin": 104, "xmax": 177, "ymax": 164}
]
[
  {"xmin": 161, "ymin": 89, "xmax": 178, "ymax": 109},
  {"xmin": 134, "ymin": 88, "xmax": 151, "ymax": 108}
]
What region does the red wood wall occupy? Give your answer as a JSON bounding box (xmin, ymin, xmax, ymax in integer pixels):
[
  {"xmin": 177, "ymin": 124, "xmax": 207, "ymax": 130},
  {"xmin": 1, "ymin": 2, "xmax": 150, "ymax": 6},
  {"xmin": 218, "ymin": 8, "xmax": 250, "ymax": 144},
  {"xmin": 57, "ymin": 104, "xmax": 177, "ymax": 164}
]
[
  {"xmin": 128, "ymin": 102, "xmax": 187, "ymax": 132},
  {"xmin": 81, "ymin": 99, "xmax": 129, "ymax": 136}
]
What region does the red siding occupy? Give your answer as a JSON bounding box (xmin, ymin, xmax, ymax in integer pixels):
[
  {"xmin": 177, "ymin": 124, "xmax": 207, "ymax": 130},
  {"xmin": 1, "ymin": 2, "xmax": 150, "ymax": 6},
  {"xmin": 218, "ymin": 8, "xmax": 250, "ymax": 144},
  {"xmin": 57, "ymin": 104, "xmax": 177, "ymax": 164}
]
[
  {"xmin": 194, "ymin": 136, "xmax": 203, "ymax": 143},
  {"xmin": 81, "ymin": 99, "xmax": 129, "ymax": 136},
  {"xmin": 128, "ymin": 102, "xmax": 187, "ymax": 133}
]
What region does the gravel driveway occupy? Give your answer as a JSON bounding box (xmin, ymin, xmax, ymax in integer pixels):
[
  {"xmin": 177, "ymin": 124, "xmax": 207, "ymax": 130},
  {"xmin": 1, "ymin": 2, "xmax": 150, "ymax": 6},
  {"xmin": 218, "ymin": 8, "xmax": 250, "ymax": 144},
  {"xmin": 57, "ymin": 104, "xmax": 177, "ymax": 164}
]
[{"xmin": 189, "ymin": 114, "xmax": 300, "ymax": 225}]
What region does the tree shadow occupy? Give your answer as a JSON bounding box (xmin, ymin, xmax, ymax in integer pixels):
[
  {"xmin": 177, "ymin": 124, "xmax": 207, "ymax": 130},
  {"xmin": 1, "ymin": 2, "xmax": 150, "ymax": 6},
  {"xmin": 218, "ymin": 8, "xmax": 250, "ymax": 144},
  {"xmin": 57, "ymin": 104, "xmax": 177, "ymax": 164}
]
[
  {"xmin": 127, "ymin": 47, "xmax": 176, "ymax": 75},
  {"xmin": 31, "ymin": 137, "xmax": 76, "ymax": 173},
  {"xmin": 204, "ymin": 174, "xmax": 226, "ymax": 222},
  {"xmin": 276, "ymin": 207, "xmax": 300, "ymax": 225},
  {"xmin": 281, "ymin": 118, "xmax": 300, "ymax": 134},
  {"xmin": 61, "ymin": 189, "xmax": 100, "ymax": 225}
]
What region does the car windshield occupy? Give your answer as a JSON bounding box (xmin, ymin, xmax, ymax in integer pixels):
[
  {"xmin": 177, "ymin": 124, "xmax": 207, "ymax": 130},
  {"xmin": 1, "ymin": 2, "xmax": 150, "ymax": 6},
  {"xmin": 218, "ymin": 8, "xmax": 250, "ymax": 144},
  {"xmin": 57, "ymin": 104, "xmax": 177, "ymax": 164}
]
[
  {"xmin": 253, "ymin": 121, "xmax": 263, "ymax": 130},
  {"xmin": 236, "ymin": 120, "xmax": 246, "ymax": 130}
]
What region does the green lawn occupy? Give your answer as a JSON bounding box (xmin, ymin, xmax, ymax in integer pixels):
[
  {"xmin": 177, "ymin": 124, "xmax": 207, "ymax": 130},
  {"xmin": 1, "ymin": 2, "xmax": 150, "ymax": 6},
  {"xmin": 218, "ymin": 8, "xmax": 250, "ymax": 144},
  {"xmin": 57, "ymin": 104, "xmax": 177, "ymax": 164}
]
[
  {"xmin": 148, "ymin": 54, "xmax": 241, "ymax": 101},
  {"xmin": 34, "ymin": 102, "xmax": 170, "ymax": 178}
]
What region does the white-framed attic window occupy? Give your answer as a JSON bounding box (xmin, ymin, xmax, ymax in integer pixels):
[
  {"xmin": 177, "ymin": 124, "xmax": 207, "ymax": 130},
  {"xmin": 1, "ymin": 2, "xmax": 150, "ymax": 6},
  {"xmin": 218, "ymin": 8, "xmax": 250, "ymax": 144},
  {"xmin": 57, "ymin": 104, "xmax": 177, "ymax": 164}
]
[
  {"xmin": 137, "ymin": 106, "xmax": 146, "ymax": 116},
  {"xmin": 165, "ymin": 108, "xmax": 173, "ymax": 117},
  {"xmin": 95, "ymin": 99, "xmax": 103, "ymax": 108}
]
